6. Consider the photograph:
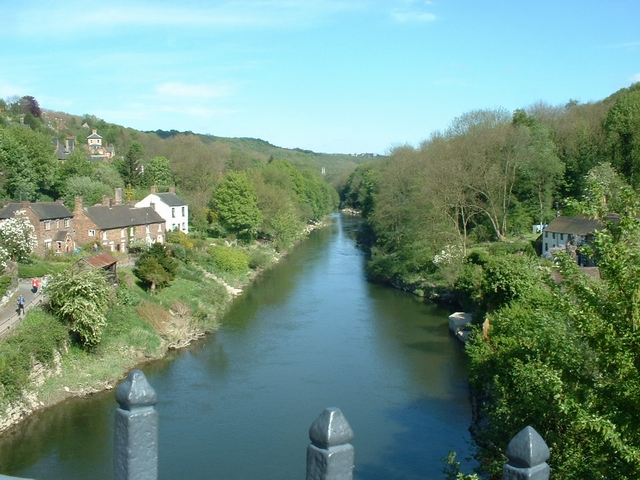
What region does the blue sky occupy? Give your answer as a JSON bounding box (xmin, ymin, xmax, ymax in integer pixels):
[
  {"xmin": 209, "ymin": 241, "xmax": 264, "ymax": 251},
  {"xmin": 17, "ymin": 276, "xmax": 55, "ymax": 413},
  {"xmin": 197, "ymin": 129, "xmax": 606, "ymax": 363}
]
[{"xmin": 2, "ymin": 0, "xmax": 639, "ymax": 154}]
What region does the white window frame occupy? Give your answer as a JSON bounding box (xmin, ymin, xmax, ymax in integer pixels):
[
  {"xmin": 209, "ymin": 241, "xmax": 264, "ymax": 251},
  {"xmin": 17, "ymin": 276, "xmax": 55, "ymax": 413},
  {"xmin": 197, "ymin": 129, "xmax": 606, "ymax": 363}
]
[{"xmin": 88, "ymin": 229, "xmax": 96, "ymax": 237}]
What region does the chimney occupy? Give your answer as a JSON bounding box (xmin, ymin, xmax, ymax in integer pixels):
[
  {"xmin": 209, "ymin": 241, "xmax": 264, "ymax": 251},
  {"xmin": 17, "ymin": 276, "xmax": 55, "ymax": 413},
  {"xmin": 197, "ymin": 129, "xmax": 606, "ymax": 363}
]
[
  {"xmin": 92, "ymin": 129, "xmax": 97, "ymax": 135},
  {"xmin": 102, "ymin": 195, "xmax": 110, "ymax": 206},
  {"xmin": 150, "ymin": 202, "xmax": 156, "ymax": 211},
  {"xmin": 21, "ymin": 201, "xmax": 29, "ymax": 209},
  {"xmin": 74, "ymin": 197, "xmax": 83, "ymax": 212},
  {"xmin": 115, "ymin": 188, "xmax": 123, "ymax": 205},
  {"xmin": 150, "ymin": 185, "xmax": 157, "ymax": 195},
  {"xmin": 169, "ymin": 186, "xmax": 175, "ymax": 193}
]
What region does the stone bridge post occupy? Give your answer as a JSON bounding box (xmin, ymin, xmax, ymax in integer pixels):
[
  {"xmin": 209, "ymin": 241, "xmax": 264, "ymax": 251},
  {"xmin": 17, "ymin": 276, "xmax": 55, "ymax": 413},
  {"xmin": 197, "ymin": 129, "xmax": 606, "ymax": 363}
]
[
  {"xmin": 306, "ymin": 407, "xmax": 355, "ymax": 480},
  {"xmin": 114, "ymin": 369, "xmax": 158, "ymax": 480}
]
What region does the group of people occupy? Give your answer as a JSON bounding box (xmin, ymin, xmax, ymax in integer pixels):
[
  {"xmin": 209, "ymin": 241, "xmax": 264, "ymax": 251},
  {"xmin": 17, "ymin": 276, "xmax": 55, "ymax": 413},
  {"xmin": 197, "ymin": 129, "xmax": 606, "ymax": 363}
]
[{"xmin": 16, "ymin": 278, "xmax": 41, "ymax": 316}]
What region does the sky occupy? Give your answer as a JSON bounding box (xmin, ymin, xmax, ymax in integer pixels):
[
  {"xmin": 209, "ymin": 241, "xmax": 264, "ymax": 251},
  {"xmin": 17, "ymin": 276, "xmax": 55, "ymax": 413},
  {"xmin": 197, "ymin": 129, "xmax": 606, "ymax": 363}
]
[{"xmin": 1, "ymin": 0, "xmax": 639, "ymax": 155}]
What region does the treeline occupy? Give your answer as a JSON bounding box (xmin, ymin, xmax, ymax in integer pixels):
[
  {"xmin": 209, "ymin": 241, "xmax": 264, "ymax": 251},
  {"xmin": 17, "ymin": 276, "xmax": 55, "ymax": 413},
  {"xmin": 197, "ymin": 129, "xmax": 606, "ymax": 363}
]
[
  {"xmin": 340, "ymin": 82, "xmax": 640, "ymax": 479},
  {"xmin": 0, "ymin": 97, "xmax": 341, "ymax": 250},
  {"xmin": 341, "ymin": 83, "xmax": 640, "ymax": 291}
]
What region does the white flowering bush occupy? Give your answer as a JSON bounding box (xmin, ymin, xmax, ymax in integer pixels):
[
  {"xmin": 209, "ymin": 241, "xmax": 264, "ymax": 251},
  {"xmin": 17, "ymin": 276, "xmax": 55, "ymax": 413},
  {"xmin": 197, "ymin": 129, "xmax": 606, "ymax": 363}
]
[
  {"xmin": 0, "ymin": 211, "xmax": 38, "ymax": 261},
  {"xmin": 433, "ymin": 244, "xmax": 464, "ymax": 265},
  {"xmin": 0, "ymin": 245, "xmax": 8, "ymax": 270}
]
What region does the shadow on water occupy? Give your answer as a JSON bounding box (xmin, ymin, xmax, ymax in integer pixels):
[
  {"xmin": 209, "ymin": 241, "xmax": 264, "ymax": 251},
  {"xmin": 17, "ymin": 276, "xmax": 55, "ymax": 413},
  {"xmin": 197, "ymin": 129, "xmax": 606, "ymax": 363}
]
[{"xmin": 356, "ymin": 397, "xmax": 475, "ymax": 480}]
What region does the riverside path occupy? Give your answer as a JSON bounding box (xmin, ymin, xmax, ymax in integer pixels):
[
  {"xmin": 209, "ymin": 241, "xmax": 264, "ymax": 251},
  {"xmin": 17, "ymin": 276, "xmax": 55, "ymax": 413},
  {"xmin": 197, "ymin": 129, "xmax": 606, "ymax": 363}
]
[{"xmin": 0, "ymin": 279, "xmax": 45, "ymax": 338}]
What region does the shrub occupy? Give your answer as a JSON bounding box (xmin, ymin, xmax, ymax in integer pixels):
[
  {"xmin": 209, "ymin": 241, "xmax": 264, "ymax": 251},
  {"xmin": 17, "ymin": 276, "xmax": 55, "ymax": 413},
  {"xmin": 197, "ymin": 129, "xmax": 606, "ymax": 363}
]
[
  {"xmin": 207, "ymin": 246, "xmax": 249, "ymax": 275},
  {"xmin": 0, "ymin": 275, "xmax": 11, "ymax": 298},
  {"xmin": 248, "ymin": 249, "xmax": 273, "ymax": 270}
]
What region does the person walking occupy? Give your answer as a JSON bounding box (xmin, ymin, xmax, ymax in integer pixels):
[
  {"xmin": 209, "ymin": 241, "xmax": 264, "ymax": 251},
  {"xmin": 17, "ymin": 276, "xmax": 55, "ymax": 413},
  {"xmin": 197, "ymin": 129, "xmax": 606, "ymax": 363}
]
[
  {"xmin": 32, "ymin": 278, "xmax": 38, "ymax": 293},
  {"xmin": 17, "ymin": 295, "xmax": 25, "ymax": 316}
]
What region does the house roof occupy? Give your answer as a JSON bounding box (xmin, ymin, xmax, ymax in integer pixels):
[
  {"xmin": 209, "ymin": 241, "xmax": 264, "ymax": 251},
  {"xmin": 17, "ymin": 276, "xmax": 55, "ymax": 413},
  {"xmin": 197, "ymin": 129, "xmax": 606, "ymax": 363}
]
[
  {"xmin": 544, "ymin": 216, "xmax": 602, "ymax": 236},
  {"xmin": 29, "ymin": 202, "xmax": 73, "ymax": 220},
  {"xmin": 54, "ymin": 230, "xmax": 71, "ymax": 241},
  {"xmin": 81, "ymin": 252, "xmax": 118, "ymax": 269},
  {"xmin": 155, "ymin": 192, "xmax": 187, "ymax": 206},
  {"xmin": 0, "ymin": 202, "xmax": 73, "ymax": 221},
  {"xmin": 84, "ymin": 204, "xmax": 165, "ymax": 229},
  {"xmin": 87, "ymin": 132, "xmax": 102, "ymax": 139}
]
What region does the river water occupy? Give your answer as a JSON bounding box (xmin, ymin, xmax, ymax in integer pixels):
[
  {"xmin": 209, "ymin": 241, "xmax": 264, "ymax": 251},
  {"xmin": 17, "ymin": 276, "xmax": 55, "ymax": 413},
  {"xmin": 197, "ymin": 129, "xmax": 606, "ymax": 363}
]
[{"xmin": 0, "ymin": 214, "xmax": 474, "ymax": 479}]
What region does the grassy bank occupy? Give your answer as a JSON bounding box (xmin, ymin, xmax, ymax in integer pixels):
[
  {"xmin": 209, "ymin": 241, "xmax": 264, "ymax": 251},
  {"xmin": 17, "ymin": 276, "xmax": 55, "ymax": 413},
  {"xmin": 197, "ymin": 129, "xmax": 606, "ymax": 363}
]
[{"xmin": 0, "ymin": 237, "xmax": 290, "ymax": 433}]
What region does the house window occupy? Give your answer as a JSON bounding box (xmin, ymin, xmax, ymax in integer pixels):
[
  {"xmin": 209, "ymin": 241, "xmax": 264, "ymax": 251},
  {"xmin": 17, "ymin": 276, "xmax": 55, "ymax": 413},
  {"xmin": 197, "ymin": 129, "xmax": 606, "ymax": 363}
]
[
  {"xmin": 121, "ymin": 228, "xmax": 126, "ymax": 238},
  {"xmin": 545, "ymin": 232, "xmax": 548, "ymax": 238},
  {"xmin": 103, "ymin": 231, "xmax": 108, "ymax": 241},
  {"xmin": 56, "ymin": 219, "xmax": 60, "ymax": 229},
  {"xmin": 146, "ymin": 225, "xmax": 150, "ymax": 234},
  {"xmin": 182, "ymin": 222, "xmax": 186, "ymax": 231},
  {"xmin": 64, "ymin": 218, "xmax": 70, "ymax": 228},
  {"xmin": 552, "ymin": 233, "xmax": 555, "ymax": 239},
  {"xmin": 560, "ymin": 233, "xmax": 564, "ymax": 240},
  {"xmin": 158, "ymin": 223, "xmax": 162, "ymax": 232},
  {"xmin": 181, "ymin": 206, "xmax": 185, "ymax": 216},
  {"xmin": 44, "ymin": 239, "xmax": 52, "ymax": 249},
  {"xmin": 545, "ymin": 243, "xmax": 548, "ymax": 252},
  {"xmin": 130, "ymin": 226, "xmax": 135, "ymax": 236},
  {"xmin": 88, "ymin": 229, "xmax": 95, "ymax": 237},
  {"xmin": 44, "ymin": 220, "xmax": 51, "ymax": 231},
  {"xmin": 171, "ymin": 207, "xmax": 175, "ymax": 218}
]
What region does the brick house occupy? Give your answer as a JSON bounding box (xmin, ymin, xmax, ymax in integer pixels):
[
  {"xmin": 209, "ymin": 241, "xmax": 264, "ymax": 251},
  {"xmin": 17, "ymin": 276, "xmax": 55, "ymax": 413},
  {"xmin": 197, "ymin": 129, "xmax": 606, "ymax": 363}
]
[
  {"xmin": 86, "ymin": 129, "xmax": 115, "ymax": 161},
  {"xmin": 0, "ymin": 201, "xmax": 75, "ymax": 255},
  {"xmin": 135, "ymin": 186, "xmax": 189, "ymax": 234},
  {"xmin": 72, "ymin": 196, "xmax": 165, "ymax": 252}
]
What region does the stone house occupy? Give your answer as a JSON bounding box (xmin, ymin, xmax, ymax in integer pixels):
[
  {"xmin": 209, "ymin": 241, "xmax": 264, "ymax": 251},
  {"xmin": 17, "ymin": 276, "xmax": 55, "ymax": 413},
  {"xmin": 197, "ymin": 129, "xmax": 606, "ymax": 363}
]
[
  {"xmin": 86, "ymin": 129, "xmax": 115, "ymax": 161},
  {"xmin": 72, "ymin": 196, "xmax": 165, "ymax": 252},
  {"xmin": 0, "ymin": 201, "xmax": 75, "ymax": 255},
  {"xmin": 135, "ymin": 186, "xmax": 189, "ymax": 234}
]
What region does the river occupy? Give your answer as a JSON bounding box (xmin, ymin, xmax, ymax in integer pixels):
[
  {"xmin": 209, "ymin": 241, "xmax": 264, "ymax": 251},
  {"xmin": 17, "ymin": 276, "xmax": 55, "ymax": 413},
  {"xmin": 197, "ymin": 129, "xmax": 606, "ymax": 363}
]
[{"xmin": 0, "ymin": 214, "xmax": 474, "ymax": 479}]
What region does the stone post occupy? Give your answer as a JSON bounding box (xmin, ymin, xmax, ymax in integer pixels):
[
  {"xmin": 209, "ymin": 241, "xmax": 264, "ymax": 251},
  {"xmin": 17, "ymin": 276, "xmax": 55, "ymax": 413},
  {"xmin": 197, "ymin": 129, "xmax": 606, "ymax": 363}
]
[
  {"xmin": 114, "ymin": 370, "xmax": 158, "ymax": 480},
  {"xmin": 306, "ymin": 408, "xmax": 354, "ymax": 480},
  {"xmin": 503, "ymin": 426, "xmax": 550, "ymax": 480}
]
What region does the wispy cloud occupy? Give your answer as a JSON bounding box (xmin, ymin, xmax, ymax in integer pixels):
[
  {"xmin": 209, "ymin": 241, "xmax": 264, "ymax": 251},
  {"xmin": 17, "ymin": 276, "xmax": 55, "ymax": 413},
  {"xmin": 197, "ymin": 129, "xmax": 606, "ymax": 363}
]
[
  {"xmin": 605, "ymin": 41, "xmax": 640, "ymax": 49},
  {"xmin": 11, "ymin": 1, "xmax": 364, "ymax": 36},
  {"xmin": 390, "ymin": 0, "xmax": 436, "ymax": 23},
  {"xmin": 155, "ymin": 81, "xmax": 236, "ymax": 100},
  {"xmin": 391, "ymin": 10, "xmax": 436, "ymax": 23}
]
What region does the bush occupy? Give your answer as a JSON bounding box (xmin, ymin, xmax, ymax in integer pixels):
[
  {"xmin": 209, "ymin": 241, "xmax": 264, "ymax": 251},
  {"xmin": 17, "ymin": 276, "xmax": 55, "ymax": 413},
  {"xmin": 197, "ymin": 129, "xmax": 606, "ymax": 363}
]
[
  {"xmin": 488, "ymin": 241, "xmax": 536, "ymax": 257},
  {"xmin": 0, "ymin": 310, "xmax": 68, "ymax": 401},
  {"xmin": 207, "ymin": 245, "xmax": 249, "ymax": 275},
  {"xmin": 248, "ymin": 249, "xmax": 274, "ymax": 270},
  {"xmin": 0, "ymin": 275, "xmax": 11, "ymax": 298}
]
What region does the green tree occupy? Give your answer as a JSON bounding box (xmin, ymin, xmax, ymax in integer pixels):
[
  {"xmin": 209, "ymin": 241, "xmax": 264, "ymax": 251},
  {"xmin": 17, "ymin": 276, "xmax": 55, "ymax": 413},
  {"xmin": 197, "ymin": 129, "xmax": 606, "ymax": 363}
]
[
  {"xmin": 134, "ymin": 243, "xmax": 178, "ymax": 292},
  {"xmin": 46, "ymin": 266, "xmax": 112, "ymax": 348},
  {"xmin": 143, "ymin": 156, "xmax": 174, "ymax": 188},
  {"xmin": 604, "ymin": 83, "xmax": 640, "ymax": 188},
  {"xmin": 211, "ymin": 171, "xmax": 263, "ymax": 239},
  {"xmin": 121, "ymin": 141, "xmax": 144, "ymax": 186}
]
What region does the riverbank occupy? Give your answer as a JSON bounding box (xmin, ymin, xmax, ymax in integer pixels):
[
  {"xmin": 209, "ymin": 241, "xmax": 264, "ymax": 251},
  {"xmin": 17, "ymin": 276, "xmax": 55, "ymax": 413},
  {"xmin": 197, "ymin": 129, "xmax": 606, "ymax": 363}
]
[{"xmin": 0, "ymin": 219, "xmax": 331, "ymax": 435}]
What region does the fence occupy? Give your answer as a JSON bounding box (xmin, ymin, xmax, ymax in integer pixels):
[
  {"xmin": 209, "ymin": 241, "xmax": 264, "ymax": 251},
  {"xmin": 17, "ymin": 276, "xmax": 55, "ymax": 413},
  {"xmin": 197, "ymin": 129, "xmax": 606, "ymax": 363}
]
[{"xmin": 0, "ymin": 369, "xmax": 552, "ymax": 479}]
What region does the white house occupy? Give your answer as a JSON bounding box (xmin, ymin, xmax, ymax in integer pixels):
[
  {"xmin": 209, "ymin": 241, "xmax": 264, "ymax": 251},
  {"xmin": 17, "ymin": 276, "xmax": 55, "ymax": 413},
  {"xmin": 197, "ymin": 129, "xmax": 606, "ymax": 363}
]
[{"xmin": 135, "ymin": 186, "xmax": 189, "ymax": 234}]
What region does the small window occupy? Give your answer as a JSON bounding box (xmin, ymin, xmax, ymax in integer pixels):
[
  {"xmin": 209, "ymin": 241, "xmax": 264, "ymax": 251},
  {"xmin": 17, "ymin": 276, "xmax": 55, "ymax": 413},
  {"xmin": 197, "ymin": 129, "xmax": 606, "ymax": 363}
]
[
  {"xmin": 545, "ymin": 243, "xmax": 548, "ymax": 252},
  {"xmin": 182, "ymin": 222, "xmax": 185, "ymax": 231},
  {"xmin": 88, "ymin": 229, "xmax": 95, "ymax": 237},
  {"xmin": 44, "ymin": 239, "xmax": 52, "ymax": 249},
  {"xmin": 56, "ymin": 219, "xmax": 60, "ymax": 229},
  {"xmin": 552, "ymin": 233, "xmax": 555, "ymax": 239},
  {"xmin": 44, "ymin": 220, "xmax": 51, "ymax": 231},
  {"xmin": 545, "ymin": 232, "xmax": 548, "ymax": 238},
  {"xmin": 146, "ymin": 225, "xmax": 150, "ymax": 234},
  {"xmin": 181, "ymin": 206, "xmax": 185, "ymax": 216},
  {"xmin": 64, "ymin": 218, "xmax": 70, "ymax": 228},
  {"xmin": 158, "ymin": 223, "xmax": 162, "ymax": 232},
  {"xmin": 121, "ymin": 228, "xmax": 126, "ymax": 238},
  {"xmin": 560, "ymin": 233, "xmax": 564, "ymax": 240},
  {"xmin": 103, "ymin": 231, "xmax": 108, "ymax": 240},
  {"xmin": 130, "ymin": 226, "xmax": 135, "ymax": 236},
  {"xmin": 171, "ymin": 207, "xmax": 175, "ymax": 218}
]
